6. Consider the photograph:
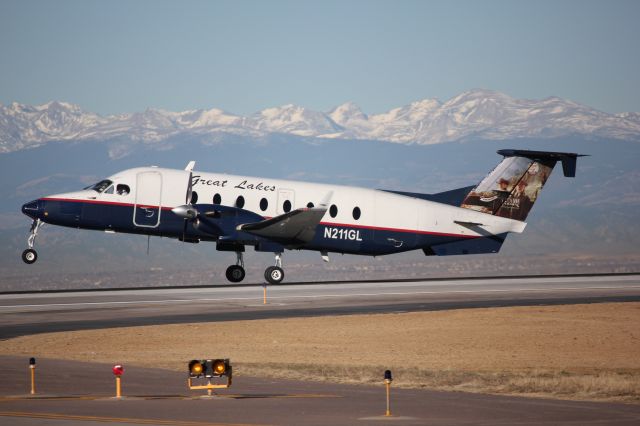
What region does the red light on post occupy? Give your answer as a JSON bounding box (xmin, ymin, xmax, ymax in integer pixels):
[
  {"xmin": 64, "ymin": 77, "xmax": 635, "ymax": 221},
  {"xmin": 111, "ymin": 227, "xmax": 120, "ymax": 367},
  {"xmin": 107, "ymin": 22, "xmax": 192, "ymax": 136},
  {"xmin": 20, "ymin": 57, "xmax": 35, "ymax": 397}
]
[{"xmin": 112, "ymin": 365, "xmax": 124, "ymax": 398}]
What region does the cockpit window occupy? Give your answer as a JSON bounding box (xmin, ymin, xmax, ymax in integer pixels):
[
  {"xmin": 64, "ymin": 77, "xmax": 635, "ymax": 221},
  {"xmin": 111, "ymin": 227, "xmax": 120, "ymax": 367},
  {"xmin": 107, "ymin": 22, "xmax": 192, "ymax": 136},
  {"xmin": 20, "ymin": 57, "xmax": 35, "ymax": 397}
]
[
  {"xmin": 86, "ymin": 179, "xmax": 113, "ymax": 193},
  {"xmin": 104, "ymin": 185, "xmax": 115, "ymax": 194}
]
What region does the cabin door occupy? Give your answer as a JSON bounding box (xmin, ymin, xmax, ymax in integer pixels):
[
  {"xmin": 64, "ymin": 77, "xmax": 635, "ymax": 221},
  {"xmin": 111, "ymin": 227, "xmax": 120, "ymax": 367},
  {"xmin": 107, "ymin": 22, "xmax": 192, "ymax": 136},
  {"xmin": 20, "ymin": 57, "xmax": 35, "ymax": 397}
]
[{"xmin": 133, "ymin": 171, "xmax": 162, "ymax": 228}]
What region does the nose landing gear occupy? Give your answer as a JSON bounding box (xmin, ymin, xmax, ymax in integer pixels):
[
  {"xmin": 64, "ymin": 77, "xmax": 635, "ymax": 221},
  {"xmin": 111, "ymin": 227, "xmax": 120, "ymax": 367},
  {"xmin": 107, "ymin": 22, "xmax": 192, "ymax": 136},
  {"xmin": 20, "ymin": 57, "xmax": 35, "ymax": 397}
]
[
  {"xmin": 225, "ymin": 251, "xmax": 246, "ymax": 283},
  {"xmin": 22, "ymin": 219, "xmax": 43, "ymax": 265},
  {"xmin": 22, "ymin": 249, "xmax": 37, "ymax": 264}
]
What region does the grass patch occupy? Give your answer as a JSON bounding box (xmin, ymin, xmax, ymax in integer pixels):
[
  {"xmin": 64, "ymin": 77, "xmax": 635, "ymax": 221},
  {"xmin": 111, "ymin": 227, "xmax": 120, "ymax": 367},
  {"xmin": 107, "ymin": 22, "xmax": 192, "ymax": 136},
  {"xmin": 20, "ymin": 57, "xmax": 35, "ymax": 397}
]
[
  {"xmin": 3, "ymin": 302, "xmax": 639, "ymax": 403},
  {"xmin": 237, "ymin": 363, "xmax": 640, "ymax": 403}
]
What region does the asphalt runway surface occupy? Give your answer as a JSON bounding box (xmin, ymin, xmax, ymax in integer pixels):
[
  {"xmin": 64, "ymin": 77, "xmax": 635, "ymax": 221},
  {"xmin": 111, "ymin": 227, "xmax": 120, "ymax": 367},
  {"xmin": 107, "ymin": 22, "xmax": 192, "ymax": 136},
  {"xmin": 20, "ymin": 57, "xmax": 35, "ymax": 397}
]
[
  {"xmin": 1, "ymin": 273, "xmax": 640, "ymax": 425},
  {"xmin": 1, "ymin": 273, "xmax": 639, "ymax": 339},
  {"xmin": 1, "ymin": 356, "xmax": 640, "ymax": 426}
]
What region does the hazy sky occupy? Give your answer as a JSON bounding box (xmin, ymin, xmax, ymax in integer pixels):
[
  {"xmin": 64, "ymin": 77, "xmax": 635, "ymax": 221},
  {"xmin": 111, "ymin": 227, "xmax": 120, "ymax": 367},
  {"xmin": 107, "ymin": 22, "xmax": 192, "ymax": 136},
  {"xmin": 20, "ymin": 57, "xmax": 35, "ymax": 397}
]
[{"xmin": 1, "ymin": 0, "xmax": 639, "ymax": 115}]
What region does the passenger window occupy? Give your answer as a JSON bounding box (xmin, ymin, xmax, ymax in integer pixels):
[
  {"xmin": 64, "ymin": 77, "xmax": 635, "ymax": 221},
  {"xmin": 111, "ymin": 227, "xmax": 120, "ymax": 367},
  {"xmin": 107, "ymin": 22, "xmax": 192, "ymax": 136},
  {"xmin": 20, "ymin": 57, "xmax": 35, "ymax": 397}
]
[
  {"xmin": 213, "ymin": 193, "xmax": 221, "ymax": 204},
  {"xmin": 236, "ymin": 196, "xmax": 245, "ymax": 208},
  {"xmin": 260, "ymin": 198, "xmax": 268, "ymax": 211},
  {"xmin": 283, "ymin": 200, "xmax": 292, "ymax": 213},
  {"xmin": 191, "ymin": 191, "xmax": 199, "ymax": 204},
  {"xmin": 330, "ymin": 204, "xmax": 338, "ymax": 218},
  {"xmin": 352, "ymin": 207, "xmax": 361, "ymax": 220},
  {"xmin": 116, "ymin": 184, "xmax": 130, "ymax": 195},
  {"xmin": 307, "ymin": 202, "xmax": 314, "ymax": 208}
]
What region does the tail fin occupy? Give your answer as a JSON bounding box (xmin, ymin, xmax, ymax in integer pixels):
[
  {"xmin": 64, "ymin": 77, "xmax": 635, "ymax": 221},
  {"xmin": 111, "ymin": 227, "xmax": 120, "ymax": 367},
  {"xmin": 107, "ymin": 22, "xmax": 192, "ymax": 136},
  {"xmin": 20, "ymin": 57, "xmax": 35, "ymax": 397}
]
[{"xmin": 460, "ymin": 149, "xmax": 585, "ymax": 221}]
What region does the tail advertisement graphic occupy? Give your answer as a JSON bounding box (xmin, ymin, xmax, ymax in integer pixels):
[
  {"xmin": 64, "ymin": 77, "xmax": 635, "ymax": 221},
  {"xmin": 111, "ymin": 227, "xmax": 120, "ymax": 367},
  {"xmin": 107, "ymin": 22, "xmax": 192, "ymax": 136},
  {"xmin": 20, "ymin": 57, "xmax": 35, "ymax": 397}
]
[{"xmin": 460, "ymin": 156, "xmax": 553, "ymax": 221}]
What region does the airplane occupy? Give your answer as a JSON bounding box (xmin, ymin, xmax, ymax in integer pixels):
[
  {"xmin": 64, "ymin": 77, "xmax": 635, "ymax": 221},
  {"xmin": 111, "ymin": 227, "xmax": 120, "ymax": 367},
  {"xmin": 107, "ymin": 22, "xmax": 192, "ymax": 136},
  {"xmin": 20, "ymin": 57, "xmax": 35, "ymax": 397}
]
[{"xmin": 20, "ymin": 149, "xmax": 583, "ymax": 284}]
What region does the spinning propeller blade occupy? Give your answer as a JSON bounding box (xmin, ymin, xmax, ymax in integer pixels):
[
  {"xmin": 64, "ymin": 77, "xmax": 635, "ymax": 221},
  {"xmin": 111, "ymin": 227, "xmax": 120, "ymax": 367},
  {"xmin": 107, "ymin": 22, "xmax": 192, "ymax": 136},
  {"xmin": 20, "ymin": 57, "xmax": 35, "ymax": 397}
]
[
  {"xmin": 182, "ymin": 164, "xmax": 195, "ymax": 241},
  {"xmin": 186, "ymin": 170, "xmax": 193, "ymax": 205}
]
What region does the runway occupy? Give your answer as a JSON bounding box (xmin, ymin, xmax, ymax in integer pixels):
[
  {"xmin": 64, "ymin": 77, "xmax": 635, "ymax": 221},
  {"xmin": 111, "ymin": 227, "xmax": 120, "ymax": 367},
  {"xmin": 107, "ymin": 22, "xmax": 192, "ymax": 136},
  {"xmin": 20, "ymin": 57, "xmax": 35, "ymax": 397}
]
[
  {"xmin": 1, "ymin": 274, "xmax": 640, "ymax": 425},
  {"xmin": 1, "ymin": 273, "xmax": 639, "ymax": 339}
]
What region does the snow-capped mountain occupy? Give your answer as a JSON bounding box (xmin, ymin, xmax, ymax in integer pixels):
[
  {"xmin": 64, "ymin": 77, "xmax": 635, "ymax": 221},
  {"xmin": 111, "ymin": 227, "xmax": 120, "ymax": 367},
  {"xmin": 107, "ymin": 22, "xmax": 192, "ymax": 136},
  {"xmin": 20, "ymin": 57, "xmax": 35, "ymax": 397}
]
[
  {"xmin": 330, "ymin": 90, "xmax": 640, "ymax": 143},
  {"xmin": 251, "ymin": 104, "xmax": 343, "ymax": 137},
  {"xmin": 2, "ymin": 89, "xmax": 640, "ymax": 153}
]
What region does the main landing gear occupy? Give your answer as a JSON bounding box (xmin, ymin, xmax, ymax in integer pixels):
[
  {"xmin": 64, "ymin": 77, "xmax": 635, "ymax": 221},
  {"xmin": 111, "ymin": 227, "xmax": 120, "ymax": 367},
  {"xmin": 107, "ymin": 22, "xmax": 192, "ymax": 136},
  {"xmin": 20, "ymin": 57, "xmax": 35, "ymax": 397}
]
[
  {"xmin": 225, "ymin": 252, "xmax": 246, "ymax": 283},
  {"xmin": 264, "ymin": 252, "xmax": 284, "ymax": 285},
  {"xmin": 22, "ymin": 219, "xmax": 43, "ymax": 265},
  {"xmin": 223, "ymin": 251, "xmax": 285, "ymax": 285}
]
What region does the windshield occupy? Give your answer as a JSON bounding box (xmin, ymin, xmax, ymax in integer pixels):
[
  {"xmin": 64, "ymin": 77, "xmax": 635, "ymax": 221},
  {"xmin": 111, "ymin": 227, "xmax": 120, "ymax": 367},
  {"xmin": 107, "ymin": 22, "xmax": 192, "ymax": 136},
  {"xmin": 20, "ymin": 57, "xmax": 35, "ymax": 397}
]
[{"xmin": 84, "ymin": 179, "xmax": 114, "ymax": 193}]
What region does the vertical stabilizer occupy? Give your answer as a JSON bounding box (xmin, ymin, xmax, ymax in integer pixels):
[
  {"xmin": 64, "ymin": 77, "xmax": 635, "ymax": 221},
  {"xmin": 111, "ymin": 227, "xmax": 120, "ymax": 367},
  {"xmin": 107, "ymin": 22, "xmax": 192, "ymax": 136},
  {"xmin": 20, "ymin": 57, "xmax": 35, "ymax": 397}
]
[{"xmin": 460, "ymin": 149, "xmax": 584, "ymax": 221}]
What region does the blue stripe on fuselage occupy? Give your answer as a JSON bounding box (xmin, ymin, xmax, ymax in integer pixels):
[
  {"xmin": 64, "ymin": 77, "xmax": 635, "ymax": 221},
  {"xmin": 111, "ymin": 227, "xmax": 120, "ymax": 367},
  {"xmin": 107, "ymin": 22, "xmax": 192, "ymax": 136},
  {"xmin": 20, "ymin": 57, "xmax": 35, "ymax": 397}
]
[
  {"xmin": 306, "ymin": 224, "xmax": 474, "ymax": 255},
  {"xmin": 37, "ymin": 198, "xmax": 477, "ymax": 256},
  {"xmin": 39, "ymin": 198, "xmax": 188, "ymax": 237}
]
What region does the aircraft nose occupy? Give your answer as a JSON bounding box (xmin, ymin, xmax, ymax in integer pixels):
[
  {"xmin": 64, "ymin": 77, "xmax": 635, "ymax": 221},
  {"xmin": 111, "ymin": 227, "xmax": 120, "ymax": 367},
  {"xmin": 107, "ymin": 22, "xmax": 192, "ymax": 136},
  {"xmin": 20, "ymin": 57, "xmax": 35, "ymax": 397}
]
[{"xmin": 21, "ymin": 199, "xmax": 41, "ymax": 219}]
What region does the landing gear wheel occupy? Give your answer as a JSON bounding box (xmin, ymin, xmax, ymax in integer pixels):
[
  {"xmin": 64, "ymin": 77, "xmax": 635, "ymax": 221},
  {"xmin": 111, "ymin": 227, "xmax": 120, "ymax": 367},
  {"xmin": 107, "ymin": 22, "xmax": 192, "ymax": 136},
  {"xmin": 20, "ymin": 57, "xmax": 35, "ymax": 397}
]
[
  {"xmin": 225, "ymin": 265, "xmax": 245, "ymax": 283},
  {"xmin": 264, "ymin": 266, "xmax": 284, "ymax": 285},
  {"xmin": 22, "ymin": 249, "xmax": 38, "ymax": 264}
]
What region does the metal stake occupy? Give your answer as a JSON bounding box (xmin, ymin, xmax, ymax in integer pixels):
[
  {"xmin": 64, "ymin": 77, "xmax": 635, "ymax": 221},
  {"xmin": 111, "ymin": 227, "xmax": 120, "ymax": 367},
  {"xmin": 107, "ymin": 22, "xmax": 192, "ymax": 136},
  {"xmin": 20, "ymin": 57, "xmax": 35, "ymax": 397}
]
[
  {"xmin": 30, "ymin": 365, "xmax": 36, "ymax": 395},
  {"xmin": 116, "ymin": 376, "xmax": 122, "ymax": 398},
  {"xmin": 384, "ymin": 369, "xmax": 393, "ymax": 417}
]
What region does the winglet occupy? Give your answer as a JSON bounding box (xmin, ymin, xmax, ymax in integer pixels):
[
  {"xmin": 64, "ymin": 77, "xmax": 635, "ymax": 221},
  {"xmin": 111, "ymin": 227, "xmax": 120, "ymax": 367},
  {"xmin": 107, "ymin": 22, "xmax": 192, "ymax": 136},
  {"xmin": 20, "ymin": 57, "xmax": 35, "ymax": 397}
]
[{"xmin": 185, "ymin": 161, "xmax": 196, "ymax": 172}]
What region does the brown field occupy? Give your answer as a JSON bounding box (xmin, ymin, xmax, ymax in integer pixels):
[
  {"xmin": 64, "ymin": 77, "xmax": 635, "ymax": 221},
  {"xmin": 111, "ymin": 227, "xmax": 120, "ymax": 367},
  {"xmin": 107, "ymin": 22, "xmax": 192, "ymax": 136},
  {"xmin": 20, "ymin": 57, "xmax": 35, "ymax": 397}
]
[{"xmin": 2, "ymin": 302, "xmax": 639, "ymax": 402}]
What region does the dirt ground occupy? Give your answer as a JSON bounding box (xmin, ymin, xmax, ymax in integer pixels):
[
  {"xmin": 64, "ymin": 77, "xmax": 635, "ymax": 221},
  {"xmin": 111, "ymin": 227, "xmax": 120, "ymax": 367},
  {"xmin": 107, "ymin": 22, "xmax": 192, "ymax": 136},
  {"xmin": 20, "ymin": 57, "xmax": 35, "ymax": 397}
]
[{"xmin": 2, "ymin": 302, "xmax": 640, "ymax": 402}]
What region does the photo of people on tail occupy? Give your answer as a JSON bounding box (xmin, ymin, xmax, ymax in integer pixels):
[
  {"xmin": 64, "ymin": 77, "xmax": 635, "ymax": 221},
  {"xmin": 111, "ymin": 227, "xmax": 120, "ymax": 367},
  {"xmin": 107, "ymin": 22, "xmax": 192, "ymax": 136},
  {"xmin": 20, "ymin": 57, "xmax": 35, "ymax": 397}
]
[{"xmin": 461, "ymin": 156, "xmax": 553, "ymax": 221}]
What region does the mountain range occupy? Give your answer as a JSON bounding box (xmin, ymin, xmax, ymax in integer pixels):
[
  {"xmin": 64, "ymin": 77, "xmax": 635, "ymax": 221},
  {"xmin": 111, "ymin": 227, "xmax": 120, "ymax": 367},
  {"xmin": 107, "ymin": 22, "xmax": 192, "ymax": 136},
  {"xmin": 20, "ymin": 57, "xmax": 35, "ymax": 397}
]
[
  {"xmin": 1, "ymin": 89, "xmax": 639, "ymax": 288},
  {"xmin": 2, "ymin": 89, "xmax": 640, "ymax": 154}
]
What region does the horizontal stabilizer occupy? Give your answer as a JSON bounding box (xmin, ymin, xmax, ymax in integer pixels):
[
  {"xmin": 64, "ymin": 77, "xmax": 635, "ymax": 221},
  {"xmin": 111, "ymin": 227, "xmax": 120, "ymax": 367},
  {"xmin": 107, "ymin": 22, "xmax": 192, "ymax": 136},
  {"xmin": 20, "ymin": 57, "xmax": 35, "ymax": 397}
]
[{"xmin": 496, "ymin": 149, "xmax": 587, "ymax": 178}]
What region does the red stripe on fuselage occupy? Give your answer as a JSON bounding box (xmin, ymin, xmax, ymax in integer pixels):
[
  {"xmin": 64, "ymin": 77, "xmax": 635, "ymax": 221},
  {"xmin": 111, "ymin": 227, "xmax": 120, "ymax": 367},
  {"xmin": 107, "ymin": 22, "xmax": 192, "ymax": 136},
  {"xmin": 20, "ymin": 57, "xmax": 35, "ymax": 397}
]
[{"xmin": 40, "ymin": 197, "xmax": 478, "ymax": 239}]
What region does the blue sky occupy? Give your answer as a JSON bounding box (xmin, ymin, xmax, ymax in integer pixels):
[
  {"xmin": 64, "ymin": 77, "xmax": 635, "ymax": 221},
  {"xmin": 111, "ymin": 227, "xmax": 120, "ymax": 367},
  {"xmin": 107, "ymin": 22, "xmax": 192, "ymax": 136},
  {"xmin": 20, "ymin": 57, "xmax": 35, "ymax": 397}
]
[{"xmin": 1, "ymin": 0, "xmax": 639, "ymax": 115}]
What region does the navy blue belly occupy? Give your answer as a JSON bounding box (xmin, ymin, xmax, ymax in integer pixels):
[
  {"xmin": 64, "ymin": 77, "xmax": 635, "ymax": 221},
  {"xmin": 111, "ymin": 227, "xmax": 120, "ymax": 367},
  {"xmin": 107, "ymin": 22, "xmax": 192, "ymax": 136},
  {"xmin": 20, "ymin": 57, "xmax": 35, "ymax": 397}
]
[{"xmin": 38, "ymin": 199, "xmax": 475, "ymax": 256}]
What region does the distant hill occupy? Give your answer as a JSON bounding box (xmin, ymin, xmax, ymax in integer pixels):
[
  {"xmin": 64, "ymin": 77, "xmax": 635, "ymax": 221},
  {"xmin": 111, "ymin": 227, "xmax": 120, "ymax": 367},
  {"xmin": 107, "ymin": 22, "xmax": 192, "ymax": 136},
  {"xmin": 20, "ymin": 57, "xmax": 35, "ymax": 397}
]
[{"xmin": 2, "ymin": 89, "xmax": 639, "ymax": 154}]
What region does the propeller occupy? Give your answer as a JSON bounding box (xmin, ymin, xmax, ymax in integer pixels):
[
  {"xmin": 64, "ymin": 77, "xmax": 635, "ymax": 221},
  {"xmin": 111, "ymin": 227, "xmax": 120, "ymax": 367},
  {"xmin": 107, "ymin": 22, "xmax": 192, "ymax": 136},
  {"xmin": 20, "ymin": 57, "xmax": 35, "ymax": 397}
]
[
  {"xmin": 172, "ymin": 161, "xmax": 198, "ymax": 241},
  {"xmin": 185, "ymin": 170, "xmax": 193, "ymax": 205}
]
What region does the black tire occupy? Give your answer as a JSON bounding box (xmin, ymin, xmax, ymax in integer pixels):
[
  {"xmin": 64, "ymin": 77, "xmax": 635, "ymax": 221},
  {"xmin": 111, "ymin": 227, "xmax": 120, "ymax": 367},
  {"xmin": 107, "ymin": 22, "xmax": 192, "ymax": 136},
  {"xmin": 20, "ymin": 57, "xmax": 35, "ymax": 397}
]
[
  {"xmin": 22, "ymin": 249, "xmax": 37, "ymax": 265},
  {"xmin": 225, "ymin": 265, "xmax": 245, "ymax": 283},
  {"xmin": 264, "ymin": 266, "xmax": 284, "ymax": 285}
]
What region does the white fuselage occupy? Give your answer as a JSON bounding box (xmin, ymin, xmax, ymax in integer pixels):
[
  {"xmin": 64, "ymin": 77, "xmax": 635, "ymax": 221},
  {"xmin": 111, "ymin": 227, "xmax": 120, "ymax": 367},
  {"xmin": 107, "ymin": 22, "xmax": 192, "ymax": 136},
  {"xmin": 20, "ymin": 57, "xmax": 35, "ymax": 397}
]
[{"xmin": 32, "ymin": 166, "xmax": 525, "ymax": 258}]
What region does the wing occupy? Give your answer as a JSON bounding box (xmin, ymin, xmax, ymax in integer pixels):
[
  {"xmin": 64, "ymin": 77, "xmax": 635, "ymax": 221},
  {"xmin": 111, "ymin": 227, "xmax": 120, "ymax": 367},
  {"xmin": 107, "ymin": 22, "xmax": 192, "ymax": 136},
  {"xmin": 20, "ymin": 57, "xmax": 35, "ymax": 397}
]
[{"xmin": 236, "ymin": 206, "xmax": 327, "ymax": 244}]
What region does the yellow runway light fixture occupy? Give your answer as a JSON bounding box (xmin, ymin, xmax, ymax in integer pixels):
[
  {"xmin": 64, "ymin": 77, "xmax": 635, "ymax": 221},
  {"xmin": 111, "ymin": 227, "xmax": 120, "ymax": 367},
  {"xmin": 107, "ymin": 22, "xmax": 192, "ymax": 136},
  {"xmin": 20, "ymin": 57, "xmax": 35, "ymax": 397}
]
[
  {"xmin": 187, "ymin": 359, "xmax": 232, "ymax": 396},
  {"xmin": 384, "ymin": 369, "xmax": 393, "ymax": 417},
  {"xmin": 28, "ymin": 358, "xmax": 36, "ymax": 395},
  {"xmin": 188, "ymin": 360, "xmax": 204, "ymax": 377},
  {"xmin": 212, "ymin": 359, "xmax": 227, "ymax": 376}
]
